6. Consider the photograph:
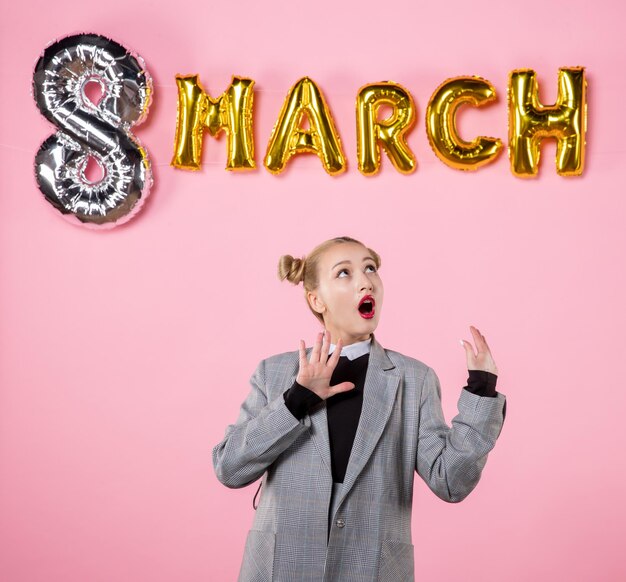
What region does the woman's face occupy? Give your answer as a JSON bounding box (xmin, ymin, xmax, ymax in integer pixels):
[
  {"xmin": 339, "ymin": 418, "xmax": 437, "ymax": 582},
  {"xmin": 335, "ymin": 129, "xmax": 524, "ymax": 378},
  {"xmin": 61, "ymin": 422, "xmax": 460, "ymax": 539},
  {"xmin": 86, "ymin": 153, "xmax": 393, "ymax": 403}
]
[{"xmin": 307, "ymin": 242, "xmax": 384, "ymax": 346}]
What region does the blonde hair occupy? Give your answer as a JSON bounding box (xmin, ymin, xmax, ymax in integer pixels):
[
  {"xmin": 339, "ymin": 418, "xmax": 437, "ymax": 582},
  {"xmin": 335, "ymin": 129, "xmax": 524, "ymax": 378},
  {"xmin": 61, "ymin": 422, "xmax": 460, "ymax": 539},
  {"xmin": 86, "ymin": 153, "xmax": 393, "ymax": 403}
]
[{"xmin": 277, "ymin": 236, "xmax": 382, "ymax": 325}]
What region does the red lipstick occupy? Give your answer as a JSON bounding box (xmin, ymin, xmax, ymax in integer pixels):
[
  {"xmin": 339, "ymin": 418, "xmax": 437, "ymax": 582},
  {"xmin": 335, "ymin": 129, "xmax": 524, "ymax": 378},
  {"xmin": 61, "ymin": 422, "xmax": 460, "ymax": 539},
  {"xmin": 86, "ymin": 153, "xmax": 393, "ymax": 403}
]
[{"xmin": 357, "ymin": 294, "xmax": 375, "ymax": 319}]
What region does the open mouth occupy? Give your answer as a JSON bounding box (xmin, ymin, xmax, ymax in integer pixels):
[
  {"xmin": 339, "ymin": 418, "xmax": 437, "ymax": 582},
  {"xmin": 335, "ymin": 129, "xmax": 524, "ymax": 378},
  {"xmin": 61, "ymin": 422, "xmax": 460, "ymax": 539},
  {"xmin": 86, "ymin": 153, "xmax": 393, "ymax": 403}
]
[{"xmin": 358, "ymin": 295, "xmax": 375, "ymax": 319}]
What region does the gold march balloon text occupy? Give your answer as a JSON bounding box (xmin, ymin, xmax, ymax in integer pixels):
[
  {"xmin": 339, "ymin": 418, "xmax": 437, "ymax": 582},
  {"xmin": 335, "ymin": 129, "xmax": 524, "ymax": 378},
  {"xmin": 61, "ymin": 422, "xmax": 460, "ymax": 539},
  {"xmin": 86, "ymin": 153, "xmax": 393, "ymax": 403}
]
[
  {"xmin": 32, "ymin": 33, "xmax": 588, "ymax": 230},
  {"xmin": 172, "ymin": 68, "xmax": 587, "ymax": 178}
]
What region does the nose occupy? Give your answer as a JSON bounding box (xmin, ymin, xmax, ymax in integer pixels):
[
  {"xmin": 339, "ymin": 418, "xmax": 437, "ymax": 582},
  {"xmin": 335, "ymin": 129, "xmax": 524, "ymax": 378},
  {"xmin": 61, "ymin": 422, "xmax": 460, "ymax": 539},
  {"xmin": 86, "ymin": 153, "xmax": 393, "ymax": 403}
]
[{"xmin": 358, "ymin": 270, "xmax": 374, "ymax": 291}]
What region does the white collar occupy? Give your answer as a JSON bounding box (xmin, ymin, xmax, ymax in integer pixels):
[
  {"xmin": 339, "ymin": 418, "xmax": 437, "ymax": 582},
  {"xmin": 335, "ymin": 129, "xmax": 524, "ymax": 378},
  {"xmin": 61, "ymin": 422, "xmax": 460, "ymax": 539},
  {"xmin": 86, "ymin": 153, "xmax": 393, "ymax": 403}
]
[{"xmin": 328, "ymin": 336, "xmax": 372, "ymax": 360}]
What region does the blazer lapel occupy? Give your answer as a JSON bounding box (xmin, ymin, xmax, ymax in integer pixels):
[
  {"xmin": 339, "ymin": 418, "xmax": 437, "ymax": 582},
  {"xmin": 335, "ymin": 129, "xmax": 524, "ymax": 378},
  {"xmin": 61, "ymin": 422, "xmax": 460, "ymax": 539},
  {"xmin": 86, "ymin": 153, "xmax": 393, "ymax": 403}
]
[
  {"xmin": 306, "ymin": 332, "xmax": 400, "ymax": 508},
  {"xmin": 307, "ymin": 384, "xmax": 332, "ymax": 479},
  {"xmin": 337, "ymin": 333, "xmax": 400, "ymax": 507}
]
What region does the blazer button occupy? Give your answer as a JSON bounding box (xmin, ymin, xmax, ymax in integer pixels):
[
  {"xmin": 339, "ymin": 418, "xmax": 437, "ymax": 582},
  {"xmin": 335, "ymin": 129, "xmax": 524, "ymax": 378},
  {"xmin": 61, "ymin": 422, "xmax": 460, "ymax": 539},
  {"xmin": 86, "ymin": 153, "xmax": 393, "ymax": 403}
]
[{"xmin": 335, "ymin": 518, "xmax": 345, "ymax": 528}]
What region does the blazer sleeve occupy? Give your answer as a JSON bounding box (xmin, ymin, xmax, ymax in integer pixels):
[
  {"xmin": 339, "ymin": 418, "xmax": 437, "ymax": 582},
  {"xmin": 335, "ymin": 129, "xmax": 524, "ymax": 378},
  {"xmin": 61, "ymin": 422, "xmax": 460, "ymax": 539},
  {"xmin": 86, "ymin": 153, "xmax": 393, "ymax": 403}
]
[
  {"xmin": 212, "ymin": 358, "xmax": 313, "ymax": 489},
  {"xmin": 415, "ymin": 366, "xmax": 506, "ymax": 503}
]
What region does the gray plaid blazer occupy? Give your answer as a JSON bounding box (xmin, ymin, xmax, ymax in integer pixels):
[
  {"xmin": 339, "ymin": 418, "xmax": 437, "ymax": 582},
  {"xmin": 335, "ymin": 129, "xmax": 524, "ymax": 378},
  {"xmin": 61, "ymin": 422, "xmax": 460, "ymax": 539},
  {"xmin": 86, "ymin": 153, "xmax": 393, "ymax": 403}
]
[{"xmin": 212, "ymin": 332, "xmax": 506, "ymax": 581}]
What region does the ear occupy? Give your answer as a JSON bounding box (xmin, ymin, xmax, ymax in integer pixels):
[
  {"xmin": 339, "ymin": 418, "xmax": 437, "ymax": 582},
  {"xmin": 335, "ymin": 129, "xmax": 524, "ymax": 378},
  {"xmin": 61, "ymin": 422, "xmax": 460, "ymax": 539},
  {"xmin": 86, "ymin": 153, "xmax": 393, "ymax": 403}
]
[{"xmin": 307, "ymin": 290, "xmax": 326, "ymax": 315}]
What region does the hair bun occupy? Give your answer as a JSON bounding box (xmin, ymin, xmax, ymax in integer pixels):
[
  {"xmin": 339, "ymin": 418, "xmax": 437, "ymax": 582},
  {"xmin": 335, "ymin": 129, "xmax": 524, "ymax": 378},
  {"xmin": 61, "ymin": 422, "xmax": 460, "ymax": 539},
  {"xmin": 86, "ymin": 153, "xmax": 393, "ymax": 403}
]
[{"xmin": 277, "ymin": 254, "xmax": 306, "ymax": 285}]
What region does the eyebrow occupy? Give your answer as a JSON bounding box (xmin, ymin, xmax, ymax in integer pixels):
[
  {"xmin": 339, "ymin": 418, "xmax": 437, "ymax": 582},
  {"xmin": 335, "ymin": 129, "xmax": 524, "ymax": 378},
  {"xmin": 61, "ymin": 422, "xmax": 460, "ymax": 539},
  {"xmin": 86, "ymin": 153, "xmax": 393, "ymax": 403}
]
[{"xmin": 332, "ymin": 256, "xmax": 375, "ymax": 270}]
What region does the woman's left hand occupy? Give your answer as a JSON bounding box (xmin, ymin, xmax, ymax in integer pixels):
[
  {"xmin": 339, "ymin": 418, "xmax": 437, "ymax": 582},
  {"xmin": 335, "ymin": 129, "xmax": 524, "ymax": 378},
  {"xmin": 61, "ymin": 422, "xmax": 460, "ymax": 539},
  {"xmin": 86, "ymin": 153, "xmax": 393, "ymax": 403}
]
[{"xmin": 460, "ymin": 325, "xmax": 499, "ymax": 375}]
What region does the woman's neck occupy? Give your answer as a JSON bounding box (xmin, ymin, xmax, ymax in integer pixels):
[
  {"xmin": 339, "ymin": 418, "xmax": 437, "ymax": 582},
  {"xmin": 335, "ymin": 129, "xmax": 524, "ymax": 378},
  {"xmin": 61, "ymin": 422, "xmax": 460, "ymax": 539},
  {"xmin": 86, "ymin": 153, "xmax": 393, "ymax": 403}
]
[{"xmin": 327, "ymin": 332, "xmax": 372, "ymax": 347}]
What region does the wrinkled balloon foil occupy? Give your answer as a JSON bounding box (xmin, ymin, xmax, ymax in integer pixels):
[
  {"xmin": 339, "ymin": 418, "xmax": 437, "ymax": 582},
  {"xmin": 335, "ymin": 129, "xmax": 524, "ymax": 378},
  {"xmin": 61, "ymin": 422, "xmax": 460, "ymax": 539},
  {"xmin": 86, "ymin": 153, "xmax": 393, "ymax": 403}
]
[{"xmin": 33, "ymin": 33, "xmax": 153, "ymax": 228}]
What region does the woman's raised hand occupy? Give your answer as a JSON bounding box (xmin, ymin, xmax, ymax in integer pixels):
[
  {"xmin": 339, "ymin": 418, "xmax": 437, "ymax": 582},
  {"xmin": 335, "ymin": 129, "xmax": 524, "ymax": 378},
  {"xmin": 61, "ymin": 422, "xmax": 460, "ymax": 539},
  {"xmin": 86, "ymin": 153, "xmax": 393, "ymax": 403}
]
[
  {"xmin": 297, "ymin": 330, "xmax": 356, "ymax": 400},
  {"xmin": 460, "ymin": 325, "xmax": 499, "ymax": 375}
]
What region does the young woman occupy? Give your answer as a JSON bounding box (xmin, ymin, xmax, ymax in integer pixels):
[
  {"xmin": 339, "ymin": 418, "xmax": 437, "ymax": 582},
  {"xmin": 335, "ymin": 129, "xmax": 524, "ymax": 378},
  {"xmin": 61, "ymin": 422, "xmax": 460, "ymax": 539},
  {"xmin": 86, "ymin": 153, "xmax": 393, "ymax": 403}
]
[{"xmin": 212, "ymin": 236, "xmax": 507, "ymax": 582}]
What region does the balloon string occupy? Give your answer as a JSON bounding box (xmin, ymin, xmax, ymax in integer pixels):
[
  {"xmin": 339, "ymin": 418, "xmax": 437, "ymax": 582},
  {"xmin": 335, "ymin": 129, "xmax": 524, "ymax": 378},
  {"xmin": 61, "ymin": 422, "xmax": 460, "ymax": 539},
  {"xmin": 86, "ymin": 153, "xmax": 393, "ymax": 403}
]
[
  {"xmin": 0, "ymin": 142, "xmax": 33, "ymax": 154},
  {"xmin": 1, "ymin": 143, "xmax": 622, "ymax": 161},
  {"xmin": 153, "ymin": 84, "xmax": 361, "ymax": 96}
]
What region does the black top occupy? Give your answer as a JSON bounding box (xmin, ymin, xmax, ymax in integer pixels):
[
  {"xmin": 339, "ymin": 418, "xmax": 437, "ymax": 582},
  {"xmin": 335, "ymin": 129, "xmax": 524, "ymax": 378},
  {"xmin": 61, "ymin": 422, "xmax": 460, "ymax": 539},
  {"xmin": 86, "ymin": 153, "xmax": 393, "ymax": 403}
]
[{"xmin": 282, "ymin": 352, "xmax": 505, "ymax": 483}]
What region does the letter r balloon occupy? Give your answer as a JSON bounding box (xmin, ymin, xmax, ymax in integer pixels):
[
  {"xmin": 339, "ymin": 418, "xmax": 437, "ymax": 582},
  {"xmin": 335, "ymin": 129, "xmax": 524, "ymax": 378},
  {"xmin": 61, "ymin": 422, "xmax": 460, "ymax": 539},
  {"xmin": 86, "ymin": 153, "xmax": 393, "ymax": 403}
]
[{"xmin": 356, "ymin": 82, "xmax": 417, "ymax": 175}]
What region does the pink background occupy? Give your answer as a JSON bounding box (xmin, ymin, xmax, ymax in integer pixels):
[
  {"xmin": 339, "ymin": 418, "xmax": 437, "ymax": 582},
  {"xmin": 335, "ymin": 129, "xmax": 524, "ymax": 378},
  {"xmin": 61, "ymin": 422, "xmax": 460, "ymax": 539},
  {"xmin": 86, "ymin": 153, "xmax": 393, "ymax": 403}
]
[{"xmin": 1, "ymin": 1, "xmax": 625, "ymax": 580}]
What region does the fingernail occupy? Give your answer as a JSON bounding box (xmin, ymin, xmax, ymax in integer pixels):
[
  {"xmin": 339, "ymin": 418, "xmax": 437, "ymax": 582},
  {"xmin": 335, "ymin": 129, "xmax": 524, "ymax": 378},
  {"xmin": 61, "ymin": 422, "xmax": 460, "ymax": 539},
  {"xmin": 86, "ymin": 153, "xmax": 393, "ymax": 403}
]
[{"xmin": 459, "ymin": 339, "xmax": 464, "ymax": 347}]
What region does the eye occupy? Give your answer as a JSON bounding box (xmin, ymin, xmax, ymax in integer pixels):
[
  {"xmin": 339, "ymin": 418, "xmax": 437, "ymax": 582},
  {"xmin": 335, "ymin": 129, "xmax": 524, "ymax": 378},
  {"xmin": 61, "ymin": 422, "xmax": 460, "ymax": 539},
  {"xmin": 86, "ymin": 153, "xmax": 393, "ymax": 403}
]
[
  {"xmin": 365, "ymin": 264, "xmax": 377, "ymax": 273},
  {"xmin": 337, "ymin": 268, "xmax": 349, "ymax": 277}
]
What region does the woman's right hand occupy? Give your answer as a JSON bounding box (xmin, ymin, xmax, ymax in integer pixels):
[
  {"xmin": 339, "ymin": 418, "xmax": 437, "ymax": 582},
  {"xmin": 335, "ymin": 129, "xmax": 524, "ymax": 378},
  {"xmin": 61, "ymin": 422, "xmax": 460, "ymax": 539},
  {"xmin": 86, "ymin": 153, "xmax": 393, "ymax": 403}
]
[{"xmin": 297, "ymin": 330, "xmax": 355, "ymax": 401}]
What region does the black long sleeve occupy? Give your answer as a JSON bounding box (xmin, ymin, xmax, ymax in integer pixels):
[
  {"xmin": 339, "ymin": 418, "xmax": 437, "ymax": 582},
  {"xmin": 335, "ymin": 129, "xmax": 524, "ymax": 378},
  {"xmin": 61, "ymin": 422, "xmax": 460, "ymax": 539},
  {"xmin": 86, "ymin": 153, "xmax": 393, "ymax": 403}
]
[
  {"xmin": 283, "ymin": 381, "xmax": 324, "ymax": 419},
  {"xmin": 465, "ymin": 369, "xmax": 497, "ymax": 397},
  {"xmin": 282, "ymin": 358, "xmax": 506, "ymax": 483},
  {"xmin": 464, "ymin": 369, "xmax": 507, "ymax": 420},
  {"xmin": 284, "ymin": 369, "xmax": 503, "ymax": 418},
  {"xmin": 283, "ymin": 353, "xmax": 368, "ymax": 483}
]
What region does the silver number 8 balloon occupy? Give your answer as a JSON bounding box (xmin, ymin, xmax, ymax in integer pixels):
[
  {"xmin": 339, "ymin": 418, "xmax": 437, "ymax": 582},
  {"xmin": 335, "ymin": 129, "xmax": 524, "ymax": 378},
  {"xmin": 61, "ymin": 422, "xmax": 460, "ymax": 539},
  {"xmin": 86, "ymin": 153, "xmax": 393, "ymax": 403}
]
[{"xmin": 33, "ymin": 33, "xmax": 153, "ymax": 228}]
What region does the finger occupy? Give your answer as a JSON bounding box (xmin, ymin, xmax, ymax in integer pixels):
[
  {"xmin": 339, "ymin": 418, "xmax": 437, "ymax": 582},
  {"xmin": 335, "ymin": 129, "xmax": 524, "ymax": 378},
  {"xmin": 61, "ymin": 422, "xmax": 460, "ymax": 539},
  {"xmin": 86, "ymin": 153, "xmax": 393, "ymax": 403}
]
[
  {"xmin": 320, "ymin": 329, "xmax": 330, "ymax": 362},
  {"xmin": 310, "ymin": 331, "xmax": 323, "ymax": 362},
  {"xmin": 298, "ymin": 339, "xmax": 307, "ymax": 369},
  {"xmin": 480, "ymin": 335, "xmax": 495, "ymax": 361},
  {"xmin": 477, "ymin": 329, "xmax": 493, "ymax": 355},
  {"xmin": 470, "ymin": 326, "xmax": 486, "ymax": 353},
  {"xmin": 460, "ymin": 338, "xmax": 476, "ymax": 359},
  {"xmin": 327, "ymin": 336, "xmax": 343, "ymax": 367},
  {"xmin": 329, "ymin": 381, "xmax": 355, "ymax": 396},
  {"xmin": 478, "ymin": 329, "xmax": 491, "ymax": 350}
]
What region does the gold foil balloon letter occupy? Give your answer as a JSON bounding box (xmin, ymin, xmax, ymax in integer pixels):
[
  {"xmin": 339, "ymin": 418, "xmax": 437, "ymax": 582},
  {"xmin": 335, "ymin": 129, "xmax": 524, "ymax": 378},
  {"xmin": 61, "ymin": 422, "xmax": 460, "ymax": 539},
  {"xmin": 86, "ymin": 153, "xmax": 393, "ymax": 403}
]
[
  {"xmin": 171, "ymin": 75, "xmax": 255, "ymax": 171},
  {"xmin": 508, "ymin": 67, "xmax": 587, "ymax": 177},
  {"xmin": 264, "ymin": 77, "xmax": 346, "ymax": 175},
  {"xmin": 356, "ymin": 82, "xmax": 416, "ymax": 175},
  {"xmin": 426, "ymin": 76, "xmax": 502, "ymax": 171}
]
